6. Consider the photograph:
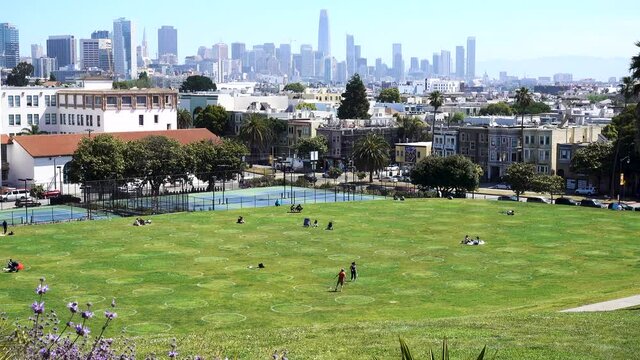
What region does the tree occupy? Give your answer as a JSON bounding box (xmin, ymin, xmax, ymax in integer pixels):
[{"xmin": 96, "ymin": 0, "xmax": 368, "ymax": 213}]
[
  {"xmin": 124, "ymin": 136, "xmax": 189, "ymax": 195},
  {"xmin": 620, "ymin": 76, "xmax": 634, "ymax": 108},
  {"xmin": 410, "ymin": 155, "xmax": 482, "ymax": 197},
  {"xmin": 293, "ymin": 136, "xmax": 328, "ymax": 158},
  {"xmin": 186, "ymin": 139, "xmax": 248, "ymax": 190},
  {"xmin": 478, "ymin": 102, "xmax": 513, "ymax": 116},
  {"xmin": 450, "ymin": 112, "xmax": 465, "ymax": 125},
  {"xmin": 428, "ymin": 91, "xmax": 444, "ymax": 152},
  {"xmin": 376, "ymin": 88, "xmax": 401, "ymax": 103},
  {"xmin": 283, "ymin": 82, "xmax": 306, "ymax": 93},
  {"xmin": 631, "ymin": 42, "xmax": 640, "ymax": 101},
  {"xmin": 337, "ymin": 74, "xmax": 370, "ymax": 119},
  {"xmin": 352, "ymin": 133, "xmax": 390, "ymax": 182},
  {"xmin": 327, "ymin": 166, "xmax": 343, "ymax": 183},
  {"xmin": 177, "ymin": 108, "xmax": 193, "ymax": 129},
  {"xmin": 67, "ymin": 134, "xmax": 126, "ymax": 184},
  {"xmin": 193, "ymin": 105, "xmax": 228, "ymax": 135},
  {"xmin": 180, "ymin": 75, "xmax": 216, "ymax": 93},
  {"xmin": 48, "ymin": 73, "xmax": 57, "ymax": 82},
  {"xmin": 514, "ymin": 87, "xmax": 533, "ymax": 162},
  {"xmin": 239, "ymin": 114, "xmax": 272, "ymax": 162},
  {"xmin": 531, "ymin": 174, "xmax": 565, "ymax": 200},
  {"xmin": 21, "ymin": 124, "xmax": 48, "ymax": 135},
  {"xmin": 396, "ymin": 116, "xmax": 425, "ymax": 142},
  {"xmin": 505, "ymin": 162, "xmax": 536, "ymax": 200},
  {"xmin": 6, "ymin": 62, "xmax": 34, "ymax": 86},
  {"xmin": 295, "ymin": 102, "xmax": 317, "ymax": 111},
  {"xmin": 570, "ymin": 142, "xmax": 613, "ymax": 190},
  {"xmin": 266, "ymin": 117, "xmax": 288, "ymax": 146}
]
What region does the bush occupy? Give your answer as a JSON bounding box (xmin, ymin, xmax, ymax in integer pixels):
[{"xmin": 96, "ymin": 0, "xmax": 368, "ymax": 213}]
[{"xmin": 50, "ymin": 195, "xmax": 81, "ymax": 205}]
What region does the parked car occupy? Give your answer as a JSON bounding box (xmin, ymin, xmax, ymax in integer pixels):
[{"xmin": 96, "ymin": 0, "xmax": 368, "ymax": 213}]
[
  {"xmin": 554, "ymin": 197, "xmax": 579, "ymax": 206},
  {"xmin": 575, "ymin": 187, "xmax": 598, "ymax": 196},
  {"xmin": 497, "ymin": 195, "xmax": 519, "ymax": 201},
  {"xmin": 41, "ymin": 190, "xmax": 61, "ymax": 199},
  {"xmin": 489, "ymin": 183, "xmax": 511, "ymax": 190},
  {"xmin": 380, "ymin": 176, "xmax": 399, "ymax": 183},
  {"xmin": 303, "ymin": 173, "xmax": 317, "ymax": 182},
  {"xmin": 15, "ymin": 197, "xmax": 41, "ymax": 208},
  {"xmin": 526, "ymin": 196, "xmax": 552, "ymax": 204},
  {"xmin": 580, "ymin": 199, "xmax": 605, "ymax": 208},
  {"xmin": 0, "ymin": 189, "xmax": 30, "ymax": 202}
]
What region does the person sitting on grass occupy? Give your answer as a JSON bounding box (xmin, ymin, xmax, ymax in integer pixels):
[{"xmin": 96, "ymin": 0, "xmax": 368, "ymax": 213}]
[
  {"xmin": 237, "ymin": 216, "xmax": 245, "ymax": 224},
  {"xmin": 326, "ymin": 221, "xmax": 334, "ymax": 230},
  {"xmin": 290, "ymin": 204, "xmax": 296, "ymax": 212},
  {"xmin": 506, "ymin": 210, "xmax": 515, "ymax": 216},
  {"xmin": 461, "ymin": 235, "xmax": 471, "ymax": 244},
  {"xmin": 303, "ymin": 218, "xmax": 311, "ymax": 227},
  {"xmin": 312, "ymin": 219, "xmax": 318, "ymax": 228},
  {"xmin": 295, "ymin": 204, "xmax": 303, "ymax": 212},
  {"xmin": 473, "ymin": 236, "xmax": 481, "ymax": 245}
]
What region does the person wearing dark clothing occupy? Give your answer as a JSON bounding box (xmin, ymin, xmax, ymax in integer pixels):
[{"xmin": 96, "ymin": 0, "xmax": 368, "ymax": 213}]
[
  {"xmin": 335, "ymin": 268, "xmax": 346, "ymax": 292},
  {"xmin": 350, "ymin": 262, "xmax": 357, "ymax": 281},
  {"xmin": 2, "ymin": 220, "xmax": 7, "ymax": 234},
  {"xmin": 326, "ymin": 221, "xmax": 333, "ymax": 230}
]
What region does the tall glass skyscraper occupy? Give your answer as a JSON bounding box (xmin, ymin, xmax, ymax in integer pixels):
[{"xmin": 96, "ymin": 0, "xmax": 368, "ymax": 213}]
[
  {"xmin": 317, "ymin": 9, "xmax": 330, "ymax": 57},
  {"xmin": 113, "ymin": 18, "xmax": 137, "ymax": 79},
  {"xmin": 466, "ymin": 36, "xmax": 476, "ymax": 79},
  {"xmin": 346, "ymin": 34, "xmax": 355, "ymax": 76},
  {"xmin": 158, "ymin": 25, "xmax": 178, "ymax": 58},
  {"xmin": 455, "ymin": 45, "xmax": 465, "ymax": 79},
  {"xmin": 46, "ymin": 35, "xmax": 76, "ymax": 69},
  {"xmin": 0, "ymin": 23, "xmax": 19, "ymax": 69},
  {"xmin": 392, "ymin": 43, "xmax": 403, "ymax": 81}
]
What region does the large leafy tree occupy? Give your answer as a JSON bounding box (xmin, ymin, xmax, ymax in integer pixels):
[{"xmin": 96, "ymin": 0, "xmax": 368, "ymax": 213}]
[
  {"xmin": 177, "ymin": 108, "xmax": 193, "ymax": 129},
  {"xmin": 186, "ymin": 139, "xmax": 248, "ymax": 190},
  {"xmin": 293, "ymin": 136, "xmax": 328, "ymax": 158},
  {"xmin": 531, "ymin": 174, "xmax": 565, "ymax": 200},
  {"xmin": 337, "ymin": 74, "xmax": 370, "ymax": 119},
  {"xmin": 193, "ymin": 105, "xmax": 228, "ymax": 135},
  {"xmin": 396, "ymin": 116, "xmax": 425, "ymax": 142},
  {"xmin": 21, "ymin": 124, "xmax": 48, "ymax": 135},
  {"xmin": 410, "ymin": 155, "xmax": 482, "ymax": 197},
  {"xmin": 478, "ymin": 102, "xmax": 513, "ymax": 116},
  {"xmin": 283, "ymin": 82, "xmax": 306, "ymax": 93},
  {"xmin": 124, "ymin": 136, "xmax": 189, "ymax": 195},
  {"xmin": 180, "ymin": 75, "xmax": 216, "ymax": 92},
  {"xmin": 428, "ymin": 91, "xmax": 444, "ymax": 151},
  {"xmin": 376, "ymin": 88, "xmax": 401, "ymax": 103},
  {"xmin": 6, "ymin": 62, "xmax": 34, "ymax": 86},
  {"xmin": 239, "ymin": 114, "xmax": 272, "ymax": 161},
  {"xmin": 505, "ymin": 162, "xmax": 536, "ymax": 200},
  {"xmin": 68, "ymin": 134, "xmax": 126, "ymax": 184},
  {"xmin": 352, "ymin": 133, "xmax": 390, "ymax": 182},
  {"xmin": 619, "ymin": 76, "xmax": 635, "ymax": 108},
  {"xmin": 570, "ymin": 142, "xmax": 613, "ymax": 190}
]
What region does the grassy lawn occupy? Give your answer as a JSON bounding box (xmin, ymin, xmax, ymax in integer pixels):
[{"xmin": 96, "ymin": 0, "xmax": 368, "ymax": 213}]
[{"xmin": 1, "ymin": 199, "xmax": 640, "ymax": 358}]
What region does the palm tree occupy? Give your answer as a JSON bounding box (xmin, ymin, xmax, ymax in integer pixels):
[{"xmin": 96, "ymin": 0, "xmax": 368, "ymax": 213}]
[
  {"xmin": 352, "ymin": 133, "xmax": 390, "ymax": 182},
  {"xmin": 618, "ymin": 76, "xmax": 634, "ymax": 108},
  {"xmin": 514, "ymin": 87, "xmax": 533, "ymax": 162},
  {"xmin": 396, "ymin": 116, "xmax": 425, "ymax": 142},
  {"xmin": 177, "ymin": 108, "xmax": 192, "ymax": 129},
  {"xmin": 428, "ymin": 91, "xmax": 444, "ymax": 154},
  {"xmin": 238, "ymin": 113, "xmax": 272, "ymax": 163},
  {"xmin": 629, "ymin": 42, "xmax": 640, "ymax": 115},
  {"xmin": 21, "ymin": 124, "xmax": 48, "ymax": 135}
]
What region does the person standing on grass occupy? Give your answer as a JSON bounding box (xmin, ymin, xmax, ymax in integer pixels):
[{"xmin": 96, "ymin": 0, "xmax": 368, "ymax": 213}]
[
  {"xmin": 350, "ymin": 262, "xmax": 357, "ymax": 281},
  {"xmin": 335, "ymin": 268, "xmax": 346, "ymax": 292},
  {"xmin": 2, "ymin": 220, "xmax": 6, "ymax": 235}
]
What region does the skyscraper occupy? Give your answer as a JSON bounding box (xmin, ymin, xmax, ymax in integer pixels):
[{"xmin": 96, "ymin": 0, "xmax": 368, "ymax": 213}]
[
  {"xmin": 80, "ymin": 38, "xmax": 112, "ymax": 71},
  {"xmin": 420, "ymin": 59, "xmax": 430, "ymax": 75},
  {"xmin": 440, "ymin": 50, "xmax": 451, "ymax": 77},
  {"xmin": 31, "ymin": 44, "xmax": 43, "ymax": 60},
  {"xmin": 466, "ymin": 36, "xmax": 476, "ymax": 79},
  {"xmin": 46, "ymin": 35, "xmax": 76, "ymax": 69},
  {"xmin": 455, "ymin": 45, "xmax": 465, "ymax": 79},
  {"xmin": 409, "ymin": 57, "xmax": 419, "ymax": 72},
  {"xmin": 212, "ymin": 43, "xmax": 229, "ymax": 60},
  {"xmin": 136, "ymin": 28, "xmax": 149, "ymax": 67},
  {"xmin": 113, "ymin": 18, "xmax": 137, "ymax": 79},
  {"xmin": 317, "ymin": 9, "xmax": 330, "ymax": 57},
  {"xmin": 91, "ymin": 30, "xmax": 110, "ymax": 40},
  {"xmin": 278, "ymin": 43, "xmax": 291, "ymax": 77},
  {"xmin": 231, "ymin": 42, "xmax": 246, "ymax": 61},
  {"xmin": 392, "ymin": 43, "xmax": 403, "ymax": 81},
  {"xmin": 432, "ymin": 53, "xmax": 440, "ymax": 76},
  {"xmin": 0, "ymin": 23, "xmax": 19, "ymax": 68},
  {"xmin": 346, "ymin": 34, "xmax": 355, "ymax": 76},
  {"xmin": 158, "ymin": 26, "xmax": 177, "ymax": 58},
  {"xmin": 300, "ymin": 44, "xmax": 314, "ymax": 78}
]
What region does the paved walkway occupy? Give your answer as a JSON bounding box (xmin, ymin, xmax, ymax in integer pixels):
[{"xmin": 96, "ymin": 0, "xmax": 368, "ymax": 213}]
[{"xmin": 561, "ymin": 295, "xmax": 640, "ymax": 312}]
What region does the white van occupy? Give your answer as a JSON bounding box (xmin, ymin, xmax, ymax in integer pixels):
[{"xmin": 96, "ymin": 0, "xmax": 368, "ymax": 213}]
[{"xmin": 0, "ymin": 189, "xmax": 30, "ymax": 202}]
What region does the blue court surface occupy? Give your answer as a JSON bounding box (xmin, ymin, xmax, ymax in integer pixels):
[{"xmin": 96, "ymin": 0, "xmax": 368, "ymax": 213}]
[{"xmin": 0, "ymin": 205, "xmax": 114, "ymax": 226}]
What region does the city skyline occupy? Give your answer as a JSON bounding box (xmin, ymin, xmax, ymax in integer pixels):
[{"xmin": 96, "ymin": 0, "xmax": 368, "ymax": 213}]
[{"xmin": 2, "ymin": 0, "xmax": 639, "ymax": 80}]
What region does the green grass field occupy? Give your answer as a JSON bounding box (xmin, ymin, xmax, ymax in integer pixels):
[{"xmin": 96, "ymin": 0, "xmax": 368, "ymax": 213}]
[{"xmin": 2, "ymin": 199, "xmax": 640, "ymax": 359}]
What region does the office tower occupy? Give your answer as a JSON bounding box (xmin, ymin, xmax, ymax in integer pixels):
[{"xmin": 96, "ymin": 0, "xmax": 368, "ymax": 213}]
[
  {"xmin": 80, "ymin": 38, "xmax": 112, "ymax": 70},
  {"xmin": 262, "ymin": 43, "xmax": 275, "ymax": 57},
  {"xmin": 46, "ymin": 35, "xmax": 76, "ymax": 69},
  {"xmin": 354, "ymin": 45, "xmax": 361, "ymax": 61},
  {"xmin": 346, "ymin": 34, "xmax": 355, "ymax": 76},
  {"xmin": 409, "ymin": 57, "xmax": 419, "ymax": 72},
  {"xmin": 231, "ymin": 42, "xmax": 245, "ymax": 60},
  {"xmin": 278, "ymin": 43, "xmax": 291, "ymax": 77},
  {"xmin": 455, "ymin": 45, "xmax": 465, "ymax": 78},
  {"xmin": 0, "ymin": 23, "xmax": 19, "ymax": 68},
  {"xmin": 420, "ymin": 59, "xmax": 430, "ymax": 74},
  {"xmin": 33, "ymin": 57, "xmax": 57, "ymax": 78},
  {"xmin": 314, "ymin": 51, "xmax": 325, "ymax": 79},
  {"xmin": 300, "ymin": 44, "xmax": 314, "ymax": 78},
  {"xmin": 324, "ymin": 57, "xmax": 334, "ymax": 83},
  {"xmin": 375, "ymin": 58, "xmax": 384, "ymax": 80},
  {"xmin": 157, "ymin": 26, "xmax": 177, "ymax": 58},
  {"xmin": 91, "ymin": 30, "xmax": 110, "ymax": 40},
  {"xmin": 336, "ymin": 61, "xmax": 347, "ymax": 83},
  {"xmin": 432, "ymin": 53, "xmax": 440, "ymax": 76},
  {"xmin": 212, "ymin": 43, "xmax": 229, "ymax": 60},
  {"xmin": 466, "ymin": 36, "xmax": 476, "ymax": 79},
  {"xmin": 392, "ymin": 43, "xmax": 403, "ymax": 81},
  {"xmin": 357, "ymin": 58, "xmax": 368, "ymax": 78},
  {"xmin": 317, "ymin": 9, "xmax": 330, "ymax": 57},
  {"xmin": 113, "ymin": 18, "xmax": 137, "ymax": 79},
  {"xmin": 136, "ymin": 28, "xmax": 149, "ymax": 67},
  {"xmin": 31, "ymin": 44, "xmax": 43, "ymax": 60},
  {"xmin": 440, "ymin": 50, "xmax": 451, "ymax": 77}
]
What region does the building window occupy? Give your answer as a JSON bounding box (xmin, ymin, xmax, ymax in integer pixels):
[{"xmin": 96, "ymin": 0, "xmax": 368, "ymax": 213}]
[
  {"xmin": 139, "ymin": 115, "xmax": 144, "ymax": 126},
  {"xmin": 33, "ymin": 96, "xmax": 39, "ymax": 107},
  {"xmin": 85, "ymin": 95, "xmax": 93, "ymax": 106},
  {"xmin": 537, "ymin": 165, "xmax": 549, "ymax": 173},
  {"xmin": 70, "ymin": 114, "xmax": 75, "ymax": 125},
  {"xmin": 490, "ymin": 137, "xmax": 496, "ymax": 146},
  {"xmin": 8, "ymin": 115, "xmax": 14, "ymax": 126},
  {"xmin": 8, "ymin": 96, "xmax": 14, "ymax": 107},
  {"xmin": 52, "ymin": 114, "xmax": 57, "ymax": 125},
  {"xmin": 51, "ymin": 95, "xmax": 56, "ymax": 106},
  {"xmin": 27, "ymin": 95, "xmax": 33, "ymax": 106},
  {"xmin": 15, "ymin": 114, "xmax": 21, "ymax": 125},
  {"xmin": 45, "ymin": 114, "xmax": 51, "ymax": 125},
  {"xmin": 501, "ymin": 137, "xmax": 507, "ymax": 144},
  {"xmin": 27, "ymin": 114, "xmax": 33, "ymax": 125},
  {"xmin": 470, "ymin": 141, "xmax": 476, "ymax": 150},
  {"xmin": 45, "ymin": 95, "xmax": 50, "ymax": 106},
  {"xmin": 122, "ymin": 96, "xmax": 132, "ymax": 107},
  {"xmin": 106, "ymin": 96, "xmax": 117, "ymax": 107},
  {"xmin": 165, "ymin": 95, "xmax": 172, "ymax": 105},
  {"xmin": 79, "ymin": 115, "xmax": 84, "ymax": 126},
  {"xmin": 152, "ymin": 96, "xmax": 159, "ymax": 106},
  {"xmin": 88, "ymin": 115, "xmax": 93, "ymax": 126},
  {"xmin": 97, "ymin": 115, "xmax": 101, "ymax": 127},
  {"xmin": 490, "ymin": 150, "xmax": 497, "ymax": 161},
  {"xmin": 154, "ymin": 115, "xmax": 159, "ymax": 124},
  {"xmin": 136, "ymin": 96, "xmax": 147, "ymax": 106},
  {"xmin": 15, "ymin": 96, "xmax": 20, "ymax": 107},
  {"xmin": 94, "ymin": 96, "xmax": 102, "ymax": 107},
  {"xmin": 33, "ymin": 114, "xmax": 39, "ymax": 125},
  {"xmin": 560, "ymin": 149, "xmax": 571, "ymax": 160},
  {"xmin": 524, "ymin": 149, "xmax": 530, "ymax": 161}
]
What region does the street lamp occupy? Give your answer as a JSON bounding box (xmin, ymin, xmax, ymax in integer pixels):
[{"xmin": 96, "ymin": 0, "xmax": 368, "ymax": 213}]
[
  {"xmin": 57, "ymin": 166, "xmax": 62, "ymax": 195},
  {"xmin": 18, "ymin": 178, "xmax": 33, "ymax": 224},
  {"xmin": 211, "ymin": 175, "xmax": 216, "ymax": 211}
]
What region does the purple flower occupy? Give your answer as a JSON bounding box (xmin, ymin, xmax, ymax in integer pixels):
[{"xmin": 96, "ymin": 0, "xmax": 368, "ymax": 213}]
[
  {"xmin": 168, "ymin": 350, "xmax": 178, "ymax": 358},
  {"xmin": 35, "ymin": 284, "xmax": 49, "ymax": 295},
  {"xmin": 38, "ymin": 347, "xmax": 50, "ymax": 359},
  {"xmin": 31, "ymin": 301, "xmax": 45, "ymax": 314},
  {"xmin": 67, "ymin": 302, "xmax": 78, "ymax": 314},
  {"xmin": 104, "ymin": 311, "xmax": 117, "ymax": 320},
  {"xmin": 81, "ymin": 310, "xmax": 94, "ymax": 319},
  {"xmin": 74, "ymin": 324, "xmax": 90, "ymax": 336}
]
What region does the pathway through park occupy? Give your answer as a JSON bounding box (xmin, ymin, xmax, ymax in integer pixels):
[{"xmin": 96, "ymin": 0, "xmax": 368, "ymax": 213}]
[{"xmin": 561, "ymin": 295, "xmax": 640, "ymax": 312}]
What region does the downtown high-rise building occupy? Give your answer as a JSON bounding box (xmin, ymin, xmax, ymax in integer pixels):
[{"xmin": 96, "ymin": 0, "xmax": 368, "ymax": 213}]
[
  {"xmin": 300, "ymin": 44, "xmax": 314, "ymax": 78},
  {"xmin": 136, "ymin": 28, "xmax": 149, "ymax": 67},
  {"xmin": 113, "ymin": 17, "xmax": 137, "ymax": 79},
  {"xmin": 31, "ymin": 44, "xmax": 44, "ymax": 60},
  {"xmin": 466, "ymin": 36, "xmax": 476, "ymax": 79},
  {"xmin": 33, "ymin": 57, "xmax": 56, "ymax": 78},
  {"xmin": 409, "ymin": 57, "xmax": 419, "ymax": 72},
  {"xmin": 440, "ymin": 50, "xmax": 451, "ymax": 77},
  {"xmin": 317, "ymin": 9, "xmax": 330, "ymax": 57},
  {"xmin": 91, "ymin": 30, "xmax": 110, "ymax": 40},
  {"xmin": 46, "ymin": 35, "xmax": 76, "ymax": 69},
  {"xmin": 420, "ymin": 59, "xmax": 430, "ymax": 75},
  {"xmin": 212, "ymin": 43, "xmax": 229, "ymax": 61},
  {"xmin": 432, "ymin": 53, "xmax": 440, "ymax": 76},
  {"xmin": 0, "ymin": 23, "xmax": 19, "ymax": 68},
  {"xmin": 158, "ymin": 25, "xmax": 178, "ymax": 58},
  {"xmin": 392, "ymin": 43, "xmax": 403, "ymax": 81},
  {"xmin": 80, "ymin": 38, "xmax": 112, "ymax": 71},
  {"xmin": 346, "ymin": 34, "xmax": 355, "ymax": 76},
  {"xmin": 231, "ymin": 42, "xmax": 246, "ymax": 61},
  {"xmin": 278, "ymin": 43, "xmax": 291, "ymax": 77},
  {"xmin": 455, "ymin": 45, "xmax": 465, "ymax": 79}
]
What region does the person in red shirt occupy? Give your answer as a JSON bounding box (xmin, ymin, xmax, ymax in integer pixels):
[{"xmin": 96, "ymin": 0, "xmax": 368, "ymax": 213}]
[{"xmin": 335, "ymin": 268, "xmax": 346, "ymax": 292}]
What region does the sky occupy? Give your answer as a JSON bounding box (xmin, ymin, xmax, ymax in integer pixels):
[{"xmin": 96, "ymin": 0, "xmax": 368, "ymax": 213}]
[{"xmin": 5, "ymin": 0, "xmax": 640, "ymax": 78}]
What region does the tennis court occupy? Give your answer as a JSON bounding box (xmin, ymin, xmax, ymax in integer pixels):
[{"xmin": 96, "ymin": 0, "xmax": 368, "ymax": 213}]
[{"xmin": 0, "ymin": 205, "xmax": 115, "ymax": 226}]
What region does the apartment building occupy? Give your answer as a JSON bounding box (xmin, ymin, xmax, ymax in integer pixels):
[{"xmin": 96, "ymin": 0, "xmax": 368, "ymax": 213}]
[
  {"xmin": 458, "ymin": 127, "xmax": 489, "ymax": 179},
  {"xmin": 432, "ymin": 128, "xmax": 458, "ymax": 157}
]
